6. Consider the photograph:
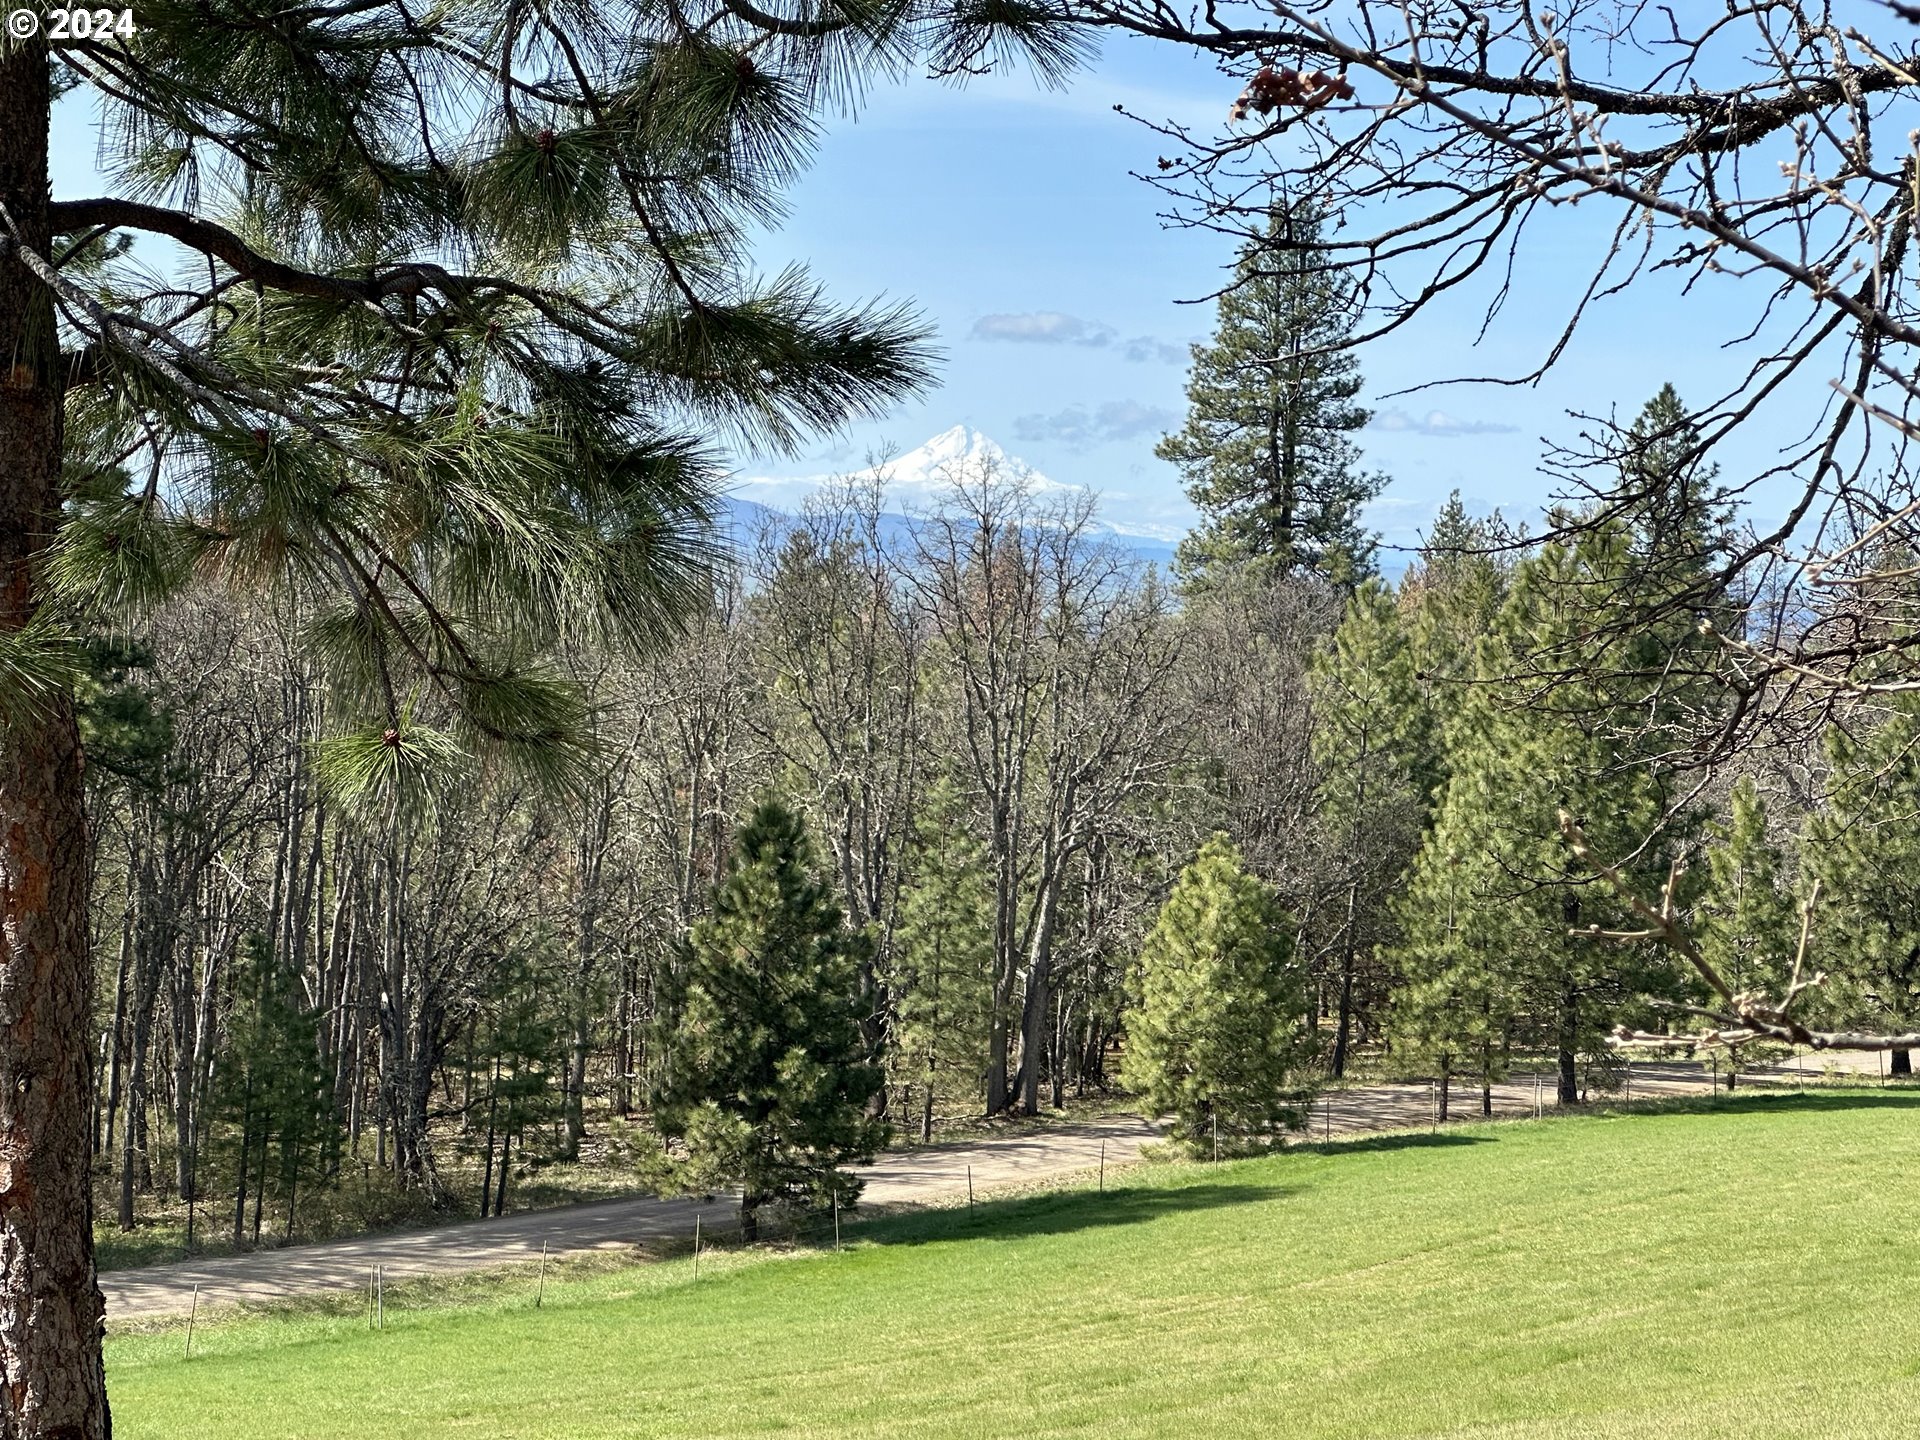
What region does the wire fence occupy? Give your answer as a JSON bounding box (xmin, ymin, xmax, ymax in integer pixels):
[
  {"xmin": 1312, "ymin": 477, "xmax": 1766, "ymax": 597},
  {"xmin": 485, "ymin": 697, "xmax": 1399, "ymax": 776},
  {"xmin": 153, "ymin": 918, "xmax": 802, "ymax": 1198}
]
[{"xmin": 166, "ymin": 1060, "xmax": 1911, "ymax": 1353}]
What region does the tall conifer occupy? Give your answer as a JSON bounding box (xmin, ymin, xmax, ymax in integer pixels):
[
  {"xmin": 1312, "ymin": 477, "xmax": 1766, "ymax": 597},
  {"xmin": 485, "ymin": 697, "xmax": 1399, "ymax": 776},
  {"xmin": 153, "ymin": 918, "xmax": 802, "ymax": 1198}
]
[
  {"xmin": 650, "ymin": 798, "xmax": 886, "ymax": 1239},
  {"xmin": 1121, "ymin": 835, "xmax": 1316, "ymax": 1152},
  {"xmin": 1159, "ymin": 194, "xmax": 1385, "ymax": 584}
]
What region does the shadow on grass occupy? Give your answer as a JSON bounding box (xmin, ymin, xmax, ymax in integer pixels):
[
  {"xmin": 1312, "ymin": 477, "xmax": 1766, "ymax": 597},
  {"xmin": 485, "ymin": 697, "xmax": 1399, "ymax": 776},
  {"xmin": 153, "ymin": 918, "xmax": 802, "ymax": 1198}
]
[
  {"xmin": 1315, "ymin": 1131, "xmax": 1493, "ymax": 1158},
  {"xmin": 862, "ymin": 1179, "xmax": 1292, "ymax": 1249},
  {"xmin": 1592, "ymin": 1085, "xmax": 1920, "ymax": 1124},
  {"xmin": 1536, "ymin": 1090, "xmax": 1920, "ymax": 1144}
]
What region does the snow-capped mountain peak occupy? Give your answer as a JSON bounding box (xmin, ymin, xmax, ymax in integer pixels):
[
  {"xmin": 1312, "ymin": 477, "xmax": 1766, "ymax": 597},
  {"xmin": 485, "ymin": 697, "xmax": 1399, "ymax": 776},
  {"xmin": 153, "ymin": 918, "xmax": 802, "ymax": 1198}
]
[
  {"xmin": 728, "ymin": 427, "xmax": 1179, "ymax": 548},
  {"xmin": 851, "ymin": 425, "xmax": 1066, "ymax": 493}
]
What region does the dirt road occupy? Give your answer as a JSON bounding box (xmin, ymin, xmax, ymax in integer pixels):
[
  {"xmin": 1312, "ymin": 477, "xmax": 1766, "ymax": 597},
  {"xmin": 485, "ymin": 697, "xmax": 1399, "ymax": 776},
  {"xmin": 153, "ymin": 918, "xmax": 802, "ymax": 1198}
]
[
  {"xmin": 101, "ymin": 1115, "xmax": 1160, "ymax": 1322},
  {"xmin": 102, "ymin": 1049, "xmax": 1895, "ymax": 1322}
]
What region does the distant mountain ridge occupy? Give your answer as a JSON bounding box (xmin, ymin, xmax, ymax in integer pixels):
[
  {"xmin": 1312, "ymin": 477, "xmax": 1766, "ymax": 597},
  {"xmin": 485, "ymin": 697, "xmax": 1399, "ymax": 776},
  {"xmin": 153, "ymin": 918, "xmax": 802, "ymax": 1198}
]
[{"xmin": 723, "ymin": 425, "xmax": 1182, "ymax": 566}]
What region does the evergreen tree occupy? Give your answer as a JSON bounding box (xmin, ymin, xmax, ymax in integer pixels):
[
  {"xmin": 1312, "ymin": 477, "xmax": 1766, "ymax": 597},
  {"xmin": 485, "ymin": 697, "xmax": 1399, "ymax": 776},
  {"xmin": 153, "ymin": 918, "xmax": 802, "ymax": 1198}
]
[
  {"xmin": 1309, "ymin": 579, "xmax": 1434, "ymax": 1076},
  {"xmin": 1389, "ymin": 393, "xmax": 1729, "ymax": 1106},
  {"xmin": 467, "ymin": 951, "xmax": 564, "ymax": 1218},
  {"xmin": 4, "ymin": 0, "xmax": 1075, "ymax": 1416},
  {"xmin": 1616, "ymin": 383, "xmax": 1727, "ymax": 577},
  {"xmin": 892, "ymin": 776, "xmax": 995, "ymax": 1141},
  {"xmin": 1390, "ymin": 533, "xmax": 1687, "ymax": 1107},
  {"xmin": 1159, "ymin": 194, "xmax": 1386, "ymax": 585},
  {"xmin": 1385, "ymin": 496, "xmax": 1515, "ymax": 1115},
  {"xmin": 1121, "ymin": 835, "xmax": 1316, "ymax": 1153},
  {"xmin": 205, "ymin": 937, "xmax": 333, "ymax": 1248},
  {"xmin": 650, "ymin": 798, "xmax": 886, "ymax": 1239},
  {"xmin": 1404, "ymin": 492, "xmax": 1511, "ymax": 727},
  {"xmin": 1804, "ymin": 696, "xmax": 1920, "ymax": 1077},
  {"xmin": 1694, "ymin": 778, "xmax": 1797, "ymax": 1088}
]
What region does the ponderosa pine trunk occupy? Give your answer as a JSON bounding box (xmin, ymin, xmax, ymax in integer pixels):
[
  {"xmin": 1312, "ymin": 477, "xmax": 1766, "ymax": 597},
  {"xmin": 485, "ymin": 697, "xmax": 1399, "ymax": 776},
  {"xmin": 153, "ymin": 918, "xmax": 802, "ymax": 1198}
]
[
  {"xmin": 1893, "ymin": 1048, "xmax": 1912, "ymax": 1078},
  {"xmin": 1557, "ymin": 992, "xmax": 1580, "ymax": 1107},
  {"xmin": 0, "ymin": 41, "xmax": 112, "ymax": 1436}
]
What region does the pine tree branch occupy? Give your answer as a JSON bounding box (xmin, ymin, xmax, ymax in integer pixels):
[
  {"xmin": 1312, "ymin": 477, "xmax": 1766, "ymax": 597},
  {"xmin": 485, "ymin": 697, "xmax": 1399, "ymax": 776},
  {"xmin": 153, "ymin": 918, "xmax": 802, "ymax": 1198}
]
[{"xmin": 47, "ymin": 199, "xmax": 501, "ymax": 308}]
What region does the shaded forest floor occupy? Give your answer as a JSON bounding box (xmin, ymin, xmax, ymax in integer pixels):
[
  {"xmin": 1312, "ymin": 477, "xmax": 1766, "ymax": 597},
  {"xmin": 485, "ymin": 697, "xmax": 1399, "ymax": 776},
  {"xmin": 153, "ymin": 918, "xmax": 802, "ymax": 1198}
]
[{"xmin": 107, "ymin": 1087, "xmax": 1920, "ymax": 1438}]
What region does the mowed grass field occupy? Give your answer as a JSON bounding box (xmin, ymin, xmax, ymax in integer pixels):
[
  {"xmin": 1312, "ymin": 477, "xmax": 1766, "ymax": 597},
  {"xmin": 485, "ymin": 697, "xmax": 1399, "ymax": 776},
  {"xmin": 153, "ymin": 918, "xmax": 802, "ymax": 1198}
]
[{"xmin": 108, "ymin": 1091, "xmax": 1920, "ymax": 1438}]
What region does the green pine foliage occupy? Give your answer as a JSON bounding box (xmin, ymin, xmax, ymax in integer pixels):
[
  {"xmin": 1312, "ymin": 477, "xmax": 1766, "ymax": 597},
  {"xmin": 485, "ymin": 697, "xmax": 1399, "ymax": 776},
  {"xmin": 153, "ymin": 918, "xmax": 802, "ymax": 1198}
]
[
  {"xmin": 203, "ymin": 937, "xmax": 335, "ymax": 1247},
  {"xmin": 1390, "ymin": 532, "xmax": 1685, "ymax": 1103},
  {"xmin": 1804, "ymin": 696, "xmax": 1920, "ymax": 1050},
  {"xmin": 1121, "ymin": 835, "xmax": 1316, "ymax": 1153},
  {"xmin": 649, "ymin": 797, "xmax": 886, "ymax": 1236},
  {"xmin": 1403, "ymin": 491, "xmax": 1511, "ymax": 741},
  {"xmin": 1158, "ymin": 194, "xmax": 1386, "ymax": 585},
  {"xmin": 463, "ymin": 950, "xmax": 565, "ymax": 1217},
  {"xmin": 1309, "ymin": 579, "xmax": 1435, "ymax": 1074},
  {"xmin": 1694, "ymin": 778, "xmax": 1797, "ymax": 1085},
  {"xmin": 38, "ymin": 0, "xmax": 1092, "ymax": 814},
  {"xmin": 1389, "ymin": 387, "xmax": 1729, "ymax": 1102},
  {"xmin": 891, "ymin": 776, "xmax": 996, "ymax": 1141}
]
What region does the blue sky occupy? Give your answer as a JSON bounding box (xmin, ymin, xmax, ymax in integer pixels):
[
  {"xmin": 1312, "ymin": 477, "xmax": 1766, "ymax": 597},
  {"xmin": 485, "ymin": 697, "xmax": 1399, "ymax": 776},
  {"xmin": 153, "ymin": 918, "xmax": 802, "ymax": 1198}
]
[
  {"xmin": 48, "ymin": 38, "xmax": 1851, "ymax": 559},
  {"xmin": 732, "ymin": 40, "xmax": 1855, "ymax": 557}
]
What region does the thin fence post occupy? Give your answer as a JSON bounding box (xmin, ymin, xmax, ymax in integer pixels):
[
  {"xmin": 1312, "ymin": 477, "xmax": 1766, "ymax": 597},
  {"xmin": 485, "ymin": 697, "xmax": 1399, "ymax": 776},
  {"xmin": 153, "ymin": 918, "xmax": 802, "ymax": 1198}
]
[
  {"xmin": 185, "ymin": 1283, "xmax": 198, "ymax": 1359},
  {"xmin": 537, "ymin": 1240, "xmax": 548, "ymax": 1308},
  {"xmin": 376, "ymin": 1265, "xmax": 384, "ymax": 1331},
  {"xmin": 1625, "ymin": 1057, "xmax": 1632, "ymax": 1111},
  {"xmin": 1797, "ymin": 1049, "xmax": 1805, "ymax": 1094},
  {"xmin": 833, "ymin": 1190, "xmax": 841, "ymax": 1253},
  {"xmin": 1211, "ymin": 1111, "xmax": 1219, "ymax": 1162},
  {"xmin": 967, "ymin": 1165, "xmax": 973, "ymax": 1214},
  {"xmin": 1880, "ymin": 1049, "xmax": 1886, "ymax": 1086},
  {"xmin": 1099, "ymin": 1141, "xmax": 1105, "ymax": 1192},
  {"xmin": 1325, "ymin": 1093, "xmax": 1332, "ymax": 1145},
  {"xmin": 367, "ymin": 1269, "xmax": 374, "ymax": 1330},
  {"xmin": 1534, "ymin": 1073, "xmax": 1541, "ymax": 1119},
  {"xmin": 693, "ymin": 1215, "xmax": 701, "ymax": 1281},
  {"xmin": 1429, "ymin": 1080, "xmax": 1436, "ymax": 1134}
]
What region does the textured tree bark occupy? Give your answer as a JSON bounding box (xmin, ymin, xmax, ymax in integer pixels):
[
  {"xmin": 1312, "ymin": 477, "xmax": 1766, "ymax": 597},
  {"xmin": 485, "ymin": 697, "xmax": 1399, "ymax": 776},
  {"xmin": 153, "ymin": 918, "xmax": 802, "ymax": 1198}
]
[
  {"xmin": 1892, "ymin": 1048, "xmax": 1911, "ymax": 1078},
  {"xmin": 1557, "ymin": 994, "xmax": 1579, "ymax": 1107},
  {"xmin": 0, "ymin": 42, "xmax": 113, "ymax": 1439}
]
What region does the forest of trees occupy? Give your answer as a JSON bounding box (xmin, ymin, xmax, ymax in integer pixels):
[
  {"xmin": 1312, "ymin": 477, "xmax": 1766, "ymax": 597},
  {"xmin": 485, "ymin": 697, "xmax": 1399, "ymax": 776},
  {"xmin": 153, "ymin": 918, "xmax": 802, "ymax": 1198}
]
[
  {"xmin": 82, "ymin": 366, "xmax": 1914, "ymax": 1234},
  {"xmin": 15, "ymin": 3, "xmax": 1920, "ymax": 1435}
]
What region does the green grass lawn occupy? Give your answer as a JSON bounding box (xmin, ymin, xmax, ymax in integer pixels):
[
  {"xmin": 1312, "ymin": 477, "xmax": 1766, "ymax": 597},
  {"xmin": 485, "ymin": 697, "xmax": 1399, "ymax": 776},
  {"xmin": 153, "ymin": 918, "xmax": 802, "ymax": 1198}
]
[{"xmin": 107, "ymin": 1091, "xmax": 1920, "ymax": 1438}]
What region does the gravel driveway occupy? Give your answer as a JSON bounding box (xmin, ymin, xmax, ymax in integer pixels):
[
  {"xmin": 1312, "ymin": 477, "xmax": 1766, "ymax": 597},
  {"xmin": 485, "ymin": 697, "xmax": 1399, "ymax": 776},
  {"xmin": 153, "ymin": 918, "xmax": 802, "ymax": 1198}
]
[{"xmin": 103, "ymin": 1049, "xmax": 1895, "ymax": 1322}]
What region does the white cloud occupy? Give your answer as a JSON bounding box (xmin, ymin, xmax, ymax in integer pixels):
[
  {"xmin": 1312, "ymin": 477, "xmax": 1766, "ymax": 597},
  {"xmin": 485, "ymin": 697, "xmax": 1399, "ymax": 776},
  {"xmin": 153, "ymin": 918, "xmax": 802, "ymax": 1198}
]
[
  {"xmin": 971, "ymin": 311, "xmax": 1115, "ymax": 346},
  {"xmin": 1369, "ymin": 408, "xmax": 1521, "ymax": 438},
  {"xmin": 1014, "ymin": 400, "xmax": 1178, "ymax": 450},
  {"xmin": 970, "ymin": 312, "xmax": 1185, "ymax": 363},
  {"xmin": 1121, "ymin": 335, "xmax": 1188, "ymax": 365}
]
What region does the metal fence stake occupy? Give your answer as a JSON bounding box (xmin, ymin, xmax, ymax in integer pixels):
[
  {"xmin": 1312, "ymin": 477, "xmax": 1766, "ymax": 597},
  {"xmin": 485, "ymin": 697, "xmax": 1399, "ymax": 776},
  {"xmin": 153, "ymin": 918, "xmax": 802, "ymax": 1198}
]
[
  {"xmin": 185, "ymin": 1283, "xmax": 198, "ymax": 1359},
  {"xmin": 537, "ymin": 1240, "xmax": 548, "ymax": 1308},
  {"xmin": 693, "ymin": 1216, "xmax": 701, "ymax": 1281}
]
